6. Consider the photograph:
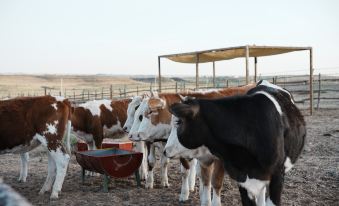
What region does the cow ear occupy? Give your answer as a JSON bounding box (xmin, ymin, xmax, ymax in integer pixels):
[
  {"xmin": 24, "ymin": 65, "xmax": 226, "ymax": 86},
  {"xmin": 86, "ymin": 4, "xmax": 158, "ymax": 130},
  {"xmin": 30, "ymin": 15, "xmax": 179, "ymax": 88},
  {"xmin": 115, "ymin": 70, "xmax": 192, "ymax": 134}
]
[{"xmin": 170, "ymin": 103, "xmax": 199, "ymax": 118}]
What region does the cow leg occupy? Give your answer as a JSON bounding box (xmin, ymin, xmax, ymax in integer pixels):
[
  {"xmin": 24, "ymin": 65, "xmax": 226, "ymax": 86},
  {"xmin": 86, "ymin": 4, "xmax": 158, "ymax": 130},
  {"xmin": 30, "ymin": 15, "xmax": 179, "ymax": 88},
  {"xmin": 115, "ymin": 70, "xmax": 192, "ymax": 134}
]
[
  {"xmin": 238, "ymin": 186, "xmax": 256, "ymax": 206},
  {"xmin": 267, "ymin": 170, "xmax": 284, "ymax": 206},
  {"xmin": 211, "ymin": 160, "xmax": 224, "ymax": 206},
  {"xmin": 86, "ymin": 142, "xmax": 98, "ymax": 176},
  {"xmin": 146, "ymin": 143, "xmax": 156, "ymax": 189},
  {"xmin": 179, "ymin": 158, "xmax": 190, "ymax": 202},
  {"xmin": 160, "ymin": 149, "xmax": 170, "ymax": 188},
  {"xmin": 49, "ymin": 148, "xmax": 70, "ymax": 199},
  {"xmin": 188, "ymin": 159, "xmax": 197, "ymax": 191},
  {"xmin": 39, "ymin": 153, "xmax": 56, "ymax": 195},
  {"xmin": 135, "ymin": 141, "xmax": 148, "ymax": 180},
  {"xmin": 18, "ymin": 153, "xmax": 29, "ymax": 182},
  {"xmin": 199, "ymin": 162, "xmax": 213, "ymax": 206}
]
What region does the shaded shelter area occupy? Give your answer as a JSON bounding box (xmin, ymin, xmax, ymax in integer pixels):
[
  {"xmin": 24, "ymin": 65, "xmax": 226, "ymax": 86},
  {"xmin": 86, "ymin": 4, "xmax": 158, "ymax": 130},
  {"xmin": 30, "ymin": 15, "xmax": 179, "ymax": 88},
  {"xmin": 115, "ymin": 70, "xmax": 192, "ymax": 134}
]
[{"xmin": 158, "ymin": 45, "xmax": 314, "ymax": 114}]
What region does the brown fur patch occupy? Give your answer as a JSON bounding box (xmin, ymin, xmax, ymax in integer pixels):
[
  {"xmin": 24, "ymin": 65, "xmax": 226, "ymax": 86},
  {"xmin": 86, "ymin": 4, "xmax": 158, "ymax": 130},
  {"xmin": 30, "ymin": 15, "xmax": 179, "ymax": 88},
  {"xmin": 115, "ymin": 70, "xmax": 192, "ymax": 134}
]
[{"xmin": 0, "ymin": 96, "xmax": 71, "ymax": 153}]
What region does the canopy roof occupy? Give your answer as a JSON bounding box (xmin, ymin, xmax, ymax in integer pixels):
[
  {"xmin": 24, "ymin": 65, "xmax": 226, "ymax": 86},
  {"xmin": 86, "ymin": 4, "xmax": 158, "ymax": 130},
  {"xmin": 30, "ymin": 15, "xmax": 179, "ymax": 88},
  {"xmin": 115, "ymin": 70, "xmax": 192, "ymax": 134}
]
[{"xmin": 160, "ymin": 45, "xmax": 311, "ymax": 63}]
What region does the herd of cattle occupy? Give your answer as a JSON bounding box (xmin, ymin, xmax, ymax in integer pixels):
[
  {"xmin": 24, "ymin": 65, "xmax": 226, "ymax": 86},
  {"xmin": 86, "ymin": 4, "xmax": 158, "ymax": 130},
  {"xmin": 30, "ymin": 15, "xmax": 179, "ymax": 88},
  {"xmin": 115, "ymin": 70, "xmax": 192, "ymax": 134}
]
[{"xmin": 0, "ymin": 80, "xmax": 306, "ymax": 206}]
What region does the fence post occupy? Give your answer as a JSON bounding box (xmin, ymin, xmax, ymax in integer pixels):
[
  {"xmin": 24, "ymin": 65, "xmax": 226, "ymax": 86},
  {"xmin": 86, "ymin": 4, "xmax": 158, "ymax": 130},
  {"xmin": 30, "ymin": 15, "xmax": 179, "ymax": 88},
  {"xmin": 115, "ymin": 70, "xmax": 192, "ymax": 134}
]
[
  {"xmin": 110, "ymin": 85, "xmax": 113, "ymax": 99},
  {"xmin": 175, "ymin": 82, "xmax": 178, "ymax": 93},
  {"xmin": 44, "ymin": 88, "xmax": 47, "ymax": 96},
  {"xmin": 82, "ymin": 90, "xmax": 84, "ymax": 101},
  {"xmin": 226, "ymin": 80, "xmax": 229, "ymax": 88},
  {"xmin": 124, "ymin": 85, "xmax": 127, "ymax": 98},
  {"xmin": 183, "ymin": 82, "xmax": 186, "ymax": 91},
  {"xmin": 95, "ymin": 90, "xmax": 97, "ymax": 100},
  {"xmin": 73, "ymin": 91, "xmax": 75, "ymax": 101},
  {"xmin": 102, "ymin": 87, "xmax": 104, "ymax": 99},
  {"xmin": 317, "ymin": 73, "xmax": 321, "ymax": 110},
  {"xmin": 87, "ymin": 90, "xmax": 90, "ymax": 100},
  {"xmin": 119, "ymin": 88, "xmax": 122, "ymax": 98}
]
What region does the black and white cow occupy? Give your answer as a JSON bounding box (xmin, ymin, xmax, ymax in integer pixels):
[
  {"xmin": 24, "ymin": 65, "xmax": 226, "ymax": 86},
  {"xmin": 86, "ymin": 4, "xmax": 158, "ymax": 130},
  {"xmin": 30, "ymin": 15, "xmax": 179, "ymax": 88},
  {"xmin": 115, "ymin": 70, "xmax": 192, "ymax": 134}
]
[{"xmin": 165, "ymin": 81, "xmax": 306, "ymax": 206}]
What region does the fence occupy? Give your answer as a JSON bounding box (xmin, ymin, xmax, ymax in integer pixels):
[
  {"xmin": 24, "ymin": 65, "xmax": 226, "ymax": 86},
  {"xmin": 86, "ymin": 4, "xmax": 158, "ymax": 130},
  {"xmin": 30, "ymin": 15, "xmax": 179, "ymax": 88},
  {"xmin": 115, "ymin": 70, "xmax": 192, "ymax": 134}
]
[{"xmin": 1, "ymin": 74, "xmax": 339, "ymax": 109}]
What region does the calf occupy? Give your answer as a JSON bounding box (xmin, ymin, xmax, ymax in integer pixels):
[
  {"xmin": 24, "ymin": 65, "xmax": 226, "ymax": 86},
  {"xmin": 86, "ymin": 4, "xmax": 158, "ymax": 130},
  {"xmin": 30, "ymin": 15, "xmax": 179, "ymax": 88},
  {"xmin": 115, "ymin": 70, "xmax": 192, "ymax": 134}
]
[
  {"xmin": 71, "ymin": 98, "xmax": 131, "ymax": 150},
  {"xmin": 132, "ymin": 85, "xmax": 254, "ymax": 205},
  {"xmin": 0, "ymin": 96, "xmax": 72, "ymax": 199},
  {"xmin": 165, "ymin": 84, "xmax": 305, "ymax": 206}
]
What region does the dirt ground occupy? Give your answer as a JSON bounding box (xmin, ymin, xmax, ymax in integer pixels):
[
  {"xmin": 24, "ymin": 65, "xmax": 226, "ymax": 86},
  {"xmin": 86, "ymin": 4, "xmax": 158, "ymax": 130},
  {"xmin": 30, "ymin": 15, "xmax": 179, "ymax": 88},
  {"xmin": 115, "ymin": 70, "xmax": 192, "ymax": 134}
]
[{"xmin": 0, "ymin": 108, "xmax": 338, "ymax": 206}]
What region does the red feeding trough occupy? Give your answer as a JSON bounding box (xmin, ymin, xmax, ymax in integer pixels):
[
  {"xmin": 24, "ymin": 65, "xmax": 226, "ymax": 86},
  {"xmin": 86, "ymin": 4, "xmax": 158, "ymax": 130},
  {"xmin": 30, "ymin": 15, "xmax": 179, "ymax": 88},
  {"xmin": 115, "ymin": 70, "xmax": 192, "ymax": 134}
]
[
  {"xmin": 75, "ymin": 148, "xmax": 142, "ymax": 191},
  {"xmin": 77, "ymin": 140, "xmax": 133, "ymax": 152}
]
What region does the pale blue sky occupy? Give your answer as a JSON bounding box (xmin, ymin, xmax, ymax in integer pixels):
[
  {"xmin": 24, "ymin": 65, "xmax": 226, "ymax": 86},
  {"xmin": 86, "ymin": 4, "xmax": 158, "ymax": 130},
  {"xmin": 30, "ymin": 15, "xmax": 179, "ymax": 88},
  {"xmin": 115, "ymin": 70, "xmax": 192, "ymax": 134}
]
[{"xmin": 0, "ymin": 0, "xmax": 338, "ymax": 76}]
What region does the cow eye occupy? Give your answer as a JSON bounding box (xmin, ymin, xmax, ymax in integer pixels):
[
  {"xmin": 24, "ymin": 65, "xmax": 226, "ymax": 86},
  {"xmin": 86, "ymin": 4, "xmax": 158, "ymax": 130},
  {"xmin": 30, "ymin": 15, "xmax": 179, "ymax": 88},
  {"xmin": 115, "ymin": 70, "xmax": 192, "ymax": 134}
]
[
  {"xmin": 139, "ymin": 115, "xmax": 143, "ymax": 121},
  {"xmin": 175, "ymin": 119, "xmax": 182, "ymax": 125},
  {"xmin": 135, "ymin": 105, "xmax": 140, "ymax": 111}
]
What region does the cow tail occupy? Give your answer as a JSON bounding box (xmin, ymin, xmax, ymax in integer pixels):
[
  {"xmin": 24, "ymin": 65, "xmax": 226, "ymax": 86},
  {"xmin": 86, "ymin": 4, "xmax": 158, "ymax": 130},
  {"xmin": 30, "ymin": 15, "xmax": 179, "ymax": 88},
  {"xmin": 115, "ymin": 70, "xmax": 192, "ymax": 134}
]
[
  {"xmin": 64, "ymin": 99, "xmax": 72, "ymax": 156},
  {"xmin": 65, "ymin": 120, "xmax": 72, "ymax": 156}
]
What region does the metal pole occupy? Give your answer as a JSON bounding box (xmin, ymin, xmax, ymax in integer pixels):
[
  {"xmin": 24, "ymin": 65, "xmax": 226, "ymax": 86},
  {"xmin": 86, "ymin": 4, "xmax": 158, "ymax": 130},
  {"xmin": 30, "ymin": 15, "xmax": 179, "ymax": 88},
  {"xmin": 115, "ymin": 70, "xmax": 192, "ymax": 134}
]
[
  {"xmin": 310, "ymin": 48, "xmax": 314, "ymax": 115},
  {"xmin": 196, "ymin": 54, "xmax": 199, "ymax": 89},
  {"xmin": 158, "ymin": 57, "xmax": 161, "ymax": 93},
  {"xmin": 212, "ymin": 61, "xmax": 216, "ymax": 88},
  {"xmin": 245, "ymin": 45, "xmax": 249, "ymax": 84},
  {"xmin": 254, "ymin": 57, "xmax": 257, "ymax": 83}
]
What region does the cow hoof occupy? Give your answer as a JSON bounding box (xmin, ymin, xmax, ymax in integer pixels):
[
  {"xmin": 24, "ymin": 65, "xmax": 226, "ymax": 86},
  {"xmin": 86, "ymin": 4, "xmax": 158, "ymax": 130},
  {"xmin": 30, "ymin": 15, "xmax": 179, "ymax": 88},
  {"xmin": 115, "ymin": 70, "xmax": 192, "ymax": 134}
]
[
  {"xmin": 145, "ymin": 183, "xmax": 153, "ymax": 189},
  {"xmin": 38, "ymin": 189, "xmax": 46, "ymax": 195},
  {"xmin": 50, "ymin": 190, "xmax": 61, "ymax": 199},
  {"xmin": 162, "ymin": 183, "xmax": 170, "ymax": 188},
  {"xmin": 17, "ymin": 178, "xmax": 26, "ymax": 183},
  {"xmin": 179, "ymin": 194, "xmax": 189, "ymax": 202}
]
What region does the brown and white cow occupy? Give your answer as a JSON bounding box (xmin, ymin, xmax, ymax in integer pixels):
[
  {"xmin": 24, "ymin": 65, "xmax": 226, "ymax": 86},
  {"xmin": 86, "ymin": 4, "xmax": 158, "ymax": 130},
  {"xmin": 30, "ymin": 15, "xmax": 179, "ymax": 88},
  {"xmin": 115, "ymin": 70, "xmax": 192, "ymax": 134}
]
[
  {"xmin": 71, "ymin": 98, "xmax": 131, "ymax": 150},
  {"xmin": 131, "ymin": 85, "xmax": 254, "ymax": 205},
  {"xmin": 0, "ymin": 96, "xmax": 72, "ymax": 199}
]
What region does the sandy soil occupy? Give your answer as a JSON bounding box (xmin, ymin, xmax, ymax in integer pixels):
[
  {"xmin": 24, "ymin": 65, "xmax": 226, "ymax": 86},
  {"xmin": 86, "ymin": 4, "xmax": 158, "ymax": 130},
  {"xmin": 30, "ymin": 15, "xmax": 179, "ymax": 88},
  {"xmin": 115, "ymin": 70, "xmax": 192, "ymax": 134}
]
[{"xmin": 0, "ymin": 108, "xmax": 338, "ymax": 206}]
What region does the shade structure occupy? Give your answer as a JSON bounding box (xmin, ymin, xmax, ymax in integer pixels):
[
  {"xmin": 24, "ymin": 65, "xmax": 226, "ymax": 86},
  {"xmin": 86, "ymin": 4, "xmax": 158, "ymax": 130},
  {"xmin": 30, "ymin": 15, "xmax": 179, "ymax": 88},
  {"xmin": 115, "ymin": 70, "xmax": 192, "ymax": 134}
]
[
  {"xmin": 162, "ymin": 46, "xmax": 311, "ymax": 63},
  {"xmin": 157, "ymin": 45, "xmax": 314, "ymax": 115}
]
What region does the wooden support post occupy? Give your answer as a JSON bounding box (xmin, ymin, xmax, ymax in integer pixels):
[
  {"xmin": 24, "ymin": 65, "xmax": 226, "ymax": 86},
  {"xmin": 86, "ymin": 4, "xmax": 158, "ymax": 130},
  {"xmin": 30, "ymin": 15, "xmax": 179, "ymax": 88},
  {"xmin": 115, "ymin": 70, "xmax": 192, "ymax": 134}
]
[
  {"xmin": 158, "ymin": 57, "xmax": 162, "ymax": 93},
  {"xmin": 317, "ymin": 73, "xmax": 321, "ymax": 110},
  {"xmin": 196, "ymin": 54, "xmax": 199, "ymax": 89},
  {"xmin": 124, "ymin": 85, "xmax": 127, "ymax": 98},
  {"xmin": 87, "ymin": 90, "xmax": 90, "ymax": 100},
  {"xmin": 212, "ymin": 61, "xmax": 216, "ymax": 88},
  {"xmin": 82, "ymin": 90, "xmax": 84, "ymax": 100},
  {"xmin": 254, "ymin": 57, "xmax": 257, "ymax": 83},
  {"xmin": 310, "ymin": 48, "xmax": 314, "ymax": 115},
  {"xmin": 136, "ymin": 86, "xmax": 139, "ymax": 95},
  {"xmin": 175, "ymin": 82, "xmax": 178, "ymax": 93},
  {"xmin": 110, "ymin": 85, "xmax": 113, "ymax": 99},
  {"xmin": 101, "ymin": 87, "xmax": 104, "ymax": 99},
  {"xmin": 44, "ymin": 88, "xmax": 47, "ymax": 96},
  {"xmin": 226, "ymin": 80, "xmax": 229, "ymax": 88},
  {"xmin": 245, "ymin": 45, "xmax": 249, "ymax": 84},
  {"xmin": 73, "ymin": 91, "xmax": 75, "ymax": 101},
  {"xmin": 95, "ymin": 90, "xmax": 97, "ymax": 100}
]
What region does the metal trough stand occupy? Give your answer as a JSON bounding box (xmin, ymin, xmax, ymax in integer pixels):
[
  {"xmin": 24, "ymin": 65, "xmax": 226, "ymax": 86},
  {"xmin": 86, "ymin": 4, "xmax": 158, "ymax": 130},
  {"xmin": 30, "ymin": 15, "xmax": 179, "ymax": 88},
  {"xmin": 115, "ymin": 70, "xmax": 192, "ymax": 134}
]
[{"xmin": 76, "ymin": 148, "xmax": 143, "ymax": 192}]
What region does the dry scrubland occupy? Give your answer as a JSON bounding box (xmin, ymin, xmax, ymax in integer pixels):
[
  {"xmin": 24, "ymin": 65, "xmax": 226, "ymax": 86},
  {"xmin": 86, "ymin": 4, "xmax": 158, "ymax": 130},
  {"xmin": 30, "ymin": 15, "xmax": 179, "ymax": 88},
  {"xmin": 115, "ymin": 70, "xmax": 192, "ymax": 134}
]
[
  {"xmin": 0, "ymin": 109, "xmax": 338, "ymax": 206},
  {"xmin": 0, "ymin": 74, "xmax": 143, "ymax": 96}
]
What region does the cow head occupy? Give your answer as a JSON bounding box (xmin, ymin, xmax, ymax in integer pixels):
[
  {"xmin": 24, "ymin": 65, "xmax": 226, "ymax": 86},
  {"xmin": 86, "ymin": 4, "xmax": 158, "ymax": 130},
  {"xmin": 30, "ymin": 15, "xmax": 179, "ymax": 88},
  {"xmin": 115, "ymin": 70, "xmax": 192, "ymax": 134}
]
[
  {"xmin": 136, "ymin": 97, "xmax": 172, "ymax": 142},
  {"xmin": 123, "ymin": 96, "xmax": 143, "ymax": 133},
  {"xmin": 164, "ymin": 99, "xmax": 207, "ymax": 155},
  {"xmin": 164, "ymin": 114, "xmax": 212, "ymax": 159},
  {"xmin": 128, "ymin": 98, "xmax": 149, "ymax": 141}
]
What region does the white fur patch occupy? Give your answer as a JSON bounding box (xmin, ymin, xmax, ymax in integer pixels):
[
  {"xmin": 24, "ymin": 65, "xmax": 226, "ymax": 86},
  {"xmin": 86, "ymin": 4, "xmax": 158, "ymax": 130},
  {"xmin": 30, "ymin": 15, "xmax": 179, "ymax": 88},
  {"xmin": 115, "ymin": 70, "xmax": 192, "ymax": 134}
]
[
  {"xmin": 239, "ymin": 176, "xmax": 269, "ymax": 202},
  {"xmin": 103, "ymin": 120, "xmax": 122, "ymax": 136},
  {"xmin": 255, "ymin": 91, "xmax": 282, "ymax": 115},
  {"xmin": 284, "ymin": 157, "xmax": 293, "ymax": 173},
  {"xmin": 258, "ymin": 80, "xmax": 294, "ymax": 104},
  {"xmin": 79, "ymin": 99, "xmax": 113, "ymax": 116},
  {"xmin": 53, "ymin": 96, "xmax": 65, "ymax": 102},
  {"xmin": 51, "ymin": 103, "xmax": 58, "ymax": 110},
  {"xmin": 124, "ymin": 96, "xmax": 143, "ymax": 132},
  {"xmin": 266, "ymin": 197, "xmax": 276, "ymax": 206},
  {"xmin": 44, "ymin": 121, "xmax": 58, "ymax": 135}
]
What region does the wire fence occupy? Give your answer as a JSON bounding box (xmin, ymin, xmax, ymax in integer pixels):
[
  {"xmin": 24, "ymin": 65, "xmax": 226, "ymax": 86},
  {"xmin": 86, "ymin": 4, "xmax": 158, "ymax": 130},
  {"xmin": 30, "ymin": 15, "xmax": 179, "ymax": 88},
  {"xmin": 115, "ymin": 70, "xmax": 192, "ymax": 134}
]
[{"xmin": 1, "ymin": 74, "xmax": 338, "ymax": 109}]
